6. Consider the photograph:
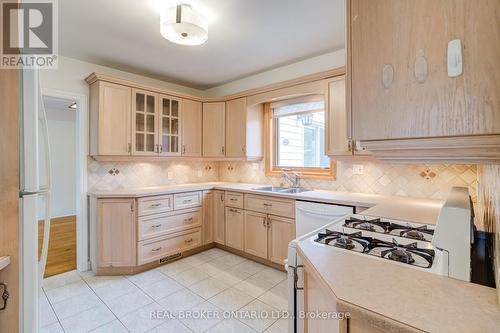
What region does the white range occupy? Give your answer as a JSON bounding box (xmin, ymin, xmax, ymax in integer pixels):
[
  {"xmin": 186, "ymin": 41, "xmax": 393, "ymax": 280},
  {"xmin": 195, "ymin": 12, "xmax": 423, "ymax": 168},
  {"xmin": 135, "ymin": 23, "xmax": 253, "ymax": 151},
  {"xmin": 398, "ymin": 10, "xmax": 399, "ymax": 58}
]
[{"xmin": 287, "ymin": 187, "xmax": 474, "ymax": 333}]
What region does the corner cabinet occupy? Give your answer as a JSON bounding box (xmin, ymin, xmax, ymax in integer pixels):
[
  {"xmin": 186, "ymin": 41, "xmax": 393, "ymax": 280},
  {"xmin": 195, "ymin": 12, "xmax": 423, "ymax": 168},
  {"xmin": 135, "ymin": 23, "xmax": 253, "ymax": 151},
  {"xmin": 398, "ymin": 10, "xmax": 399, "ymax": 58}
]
[
  {"xmin": 202, "ymin": 102, "xmax": 226, "ymax": 157},
  {"xmin": 89, "ymin": 81, "xmax": 132, "ymax": 156},
  {"xmin": 181, "ymin": 99, "xmax": 202, "ymax": 156},
  {"xmin": 347, "ymin": 0, "xmax": 500, "ymax": 162}
]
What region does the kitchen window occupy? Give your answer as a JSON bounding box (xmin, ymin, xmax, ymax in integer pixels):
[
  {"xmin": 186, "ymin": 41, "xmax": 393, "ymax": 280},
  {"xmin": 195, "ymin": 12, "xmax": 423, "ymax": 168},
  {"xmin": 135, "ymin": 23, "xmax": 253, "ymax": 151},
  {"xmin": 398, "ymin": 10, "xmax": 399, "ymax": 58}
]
[{"xmin": 265, "ymin": 95, "xmax": 335, "ymax": 179}]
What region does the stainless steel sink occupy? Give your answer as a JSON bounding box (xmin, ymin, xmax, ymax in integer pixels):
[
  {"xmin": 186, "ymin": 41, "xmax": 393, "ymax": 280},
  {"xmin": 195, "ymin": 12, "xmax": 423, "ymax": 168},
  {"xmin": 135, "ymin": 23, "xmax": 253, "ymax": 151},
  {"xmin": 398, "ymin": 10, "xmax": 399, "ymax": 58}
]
[
  {"xmin": 280, "ymin": 188, "xmax": 312, "ymax": 194},
  {"xmin": 253, "ymin": 186, "xmax": 289, "ymax": 192},
  {"xmin": 253, "ymin": 186, "xmax": 312, "ymax": 194}
]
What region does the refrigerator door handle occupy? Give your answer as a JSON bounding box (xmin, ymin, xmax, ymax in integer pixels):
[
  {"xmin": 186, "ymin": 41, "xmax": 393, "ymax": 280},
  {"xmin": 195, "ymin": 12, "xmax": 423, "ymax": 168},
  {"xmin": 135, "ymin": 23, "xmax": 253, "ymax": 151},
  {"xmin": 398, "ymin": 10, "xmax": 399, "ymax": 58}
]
[{"xmin": 38, "ymin": 71, "xmax": 52, "ymax": 191}]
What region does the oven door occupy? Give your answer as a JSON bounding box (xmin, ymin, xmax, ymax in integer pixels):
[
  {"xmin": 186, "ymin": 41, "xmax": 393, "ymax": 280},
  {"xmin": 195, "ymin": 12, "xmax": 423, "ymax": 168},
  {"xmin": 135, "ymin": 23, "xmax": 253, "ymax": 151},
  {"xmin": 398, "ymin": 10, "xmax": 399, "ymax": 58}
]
[{"xmin": 287, "ymin": 244, "xmax": 305, "ymax": 333}]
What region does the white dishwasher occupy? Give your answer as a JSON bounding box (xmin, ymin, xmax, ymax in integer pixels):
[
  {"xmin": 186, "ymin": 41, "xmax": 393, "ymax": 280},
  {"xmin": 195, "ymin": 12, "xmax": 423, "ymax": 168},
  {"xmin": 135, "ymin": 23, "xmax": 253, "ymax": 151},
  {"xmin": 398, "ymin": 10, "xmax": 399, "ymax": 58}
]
[
  {"xmin": 287, "ymin": 201, "xmax": 354, "ymax": 333},
  {"xmin": 295, "ymin": 201, "xmax": 354, "ymax": 237}
]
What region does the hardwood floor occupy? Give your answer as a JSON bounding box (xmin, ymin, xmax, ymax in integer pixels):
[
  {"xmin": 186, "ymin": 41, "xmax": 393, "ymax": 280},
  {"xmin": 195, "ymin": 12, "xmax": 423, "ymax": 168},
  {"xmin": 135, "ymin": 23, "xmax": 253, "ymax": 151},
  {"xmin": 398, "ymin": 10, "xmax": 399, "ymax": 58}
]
[{"xmin": 38, "ymin": 216, "xmax": 77, "ymax": 277}]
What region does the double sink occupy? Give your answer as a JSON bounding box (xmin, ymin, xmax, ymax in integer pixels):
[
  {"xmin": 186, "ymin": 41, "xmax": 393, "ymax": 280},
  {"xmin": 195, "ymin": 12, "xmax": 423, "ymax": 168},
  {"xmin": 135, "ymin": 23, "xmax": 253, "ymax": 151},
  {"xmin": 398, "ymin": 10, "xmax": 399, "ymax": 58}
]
[{"xmin": 253, "ymin": 186, "xmax": 311, "ymax": 194}]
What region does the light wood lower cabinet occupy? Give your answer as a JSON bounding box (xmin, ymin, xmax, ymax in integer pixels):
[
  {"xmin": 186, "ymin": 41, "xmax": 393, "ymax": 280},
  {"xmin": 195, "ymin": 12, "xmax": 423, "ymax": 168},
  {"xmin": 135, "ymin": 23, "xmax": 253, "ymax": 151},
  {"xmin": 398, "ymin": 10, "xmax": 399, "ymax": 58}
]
[
  {"xmin": 214, "ymin": 190, "xmax": 226, "ymax": 244},
  {"xmin": 244, "ymin": 211, "xmax": 268, "ymax": 259},
  {"xmin": 138, "ymin": 208, "xmax": 201, "ymax": 241},
  {"xmin": 225, "ymin": 207, "xmax": 244, "ymax": 250},
  {"xmin": 268, "ymin": 215, "xmax": 295, "ymax": 265},
  {"xmin": 202, "ymin": 191, "xmax": 214, "ymax": 244},
  {"xmin": 92, "ymin": 198, "xmax": 137, "ymax": 268},
  {"xmin": 302, "ymin": 253, "xmax": 347, "ymax": 333}
]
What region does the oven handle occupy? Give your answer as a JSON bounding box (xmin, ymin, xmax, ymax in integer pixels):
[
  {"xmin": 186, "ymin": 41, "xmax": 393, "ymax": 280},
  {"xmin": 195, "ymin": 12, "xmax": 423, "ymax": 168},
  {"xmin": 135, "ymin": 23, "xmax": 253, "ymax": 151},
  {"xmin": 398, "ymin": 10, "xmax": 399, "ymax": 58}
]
[{"xmin": 290, "ymin": 264, "xmax": 304, "ymax": 290}]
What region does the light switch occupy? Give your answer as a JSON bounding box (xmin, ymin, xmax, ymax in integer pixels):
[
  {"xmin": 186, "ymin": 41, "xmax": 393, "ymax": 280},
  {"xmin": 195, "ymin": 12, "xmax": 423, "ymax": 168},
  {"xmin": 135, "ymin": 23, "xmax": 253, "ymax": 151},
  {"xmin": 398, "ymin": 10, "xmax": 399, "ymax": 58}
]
[
  {"xmin": 352, "ymin": 164, "xmax": 364, "ymax": 175},
  {"xmin": 447, "ymin": 39, "xmax": 463, "ymax": 77}
]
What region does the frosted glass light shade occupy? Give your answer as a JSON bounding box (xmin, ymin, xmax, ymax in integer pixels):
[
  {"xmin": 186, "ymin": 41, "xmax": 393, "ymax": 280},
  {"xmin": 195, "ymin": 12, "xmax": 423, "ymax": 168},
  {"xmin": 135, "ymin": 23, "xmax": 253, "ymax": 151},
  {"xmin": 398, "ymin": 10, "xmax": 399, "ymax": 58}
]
[{"xmin": 160, "ymin": 4, "xmax": 208, "ymax": 46}]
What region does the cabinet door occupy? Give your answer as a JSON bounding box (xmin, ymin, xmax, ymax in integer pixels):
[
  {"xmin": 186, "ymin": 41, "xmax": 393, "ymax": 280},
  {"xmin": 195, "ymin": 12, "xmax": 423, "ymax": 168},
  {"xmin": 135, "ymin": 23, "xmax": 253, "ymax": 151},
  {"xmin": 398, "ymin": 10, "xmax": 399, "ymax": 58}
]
[
  {"xmin": 203, "ymin": 102, "xmax": 226, "ymax": 157},
  {"xmin": 97, "ymin": 199, "xmax": 136, "ymax": 267},
  {"xmin": 214, "ymin": 190, "xmax": 225, "ymax": 244},
  {"xmin": 302, "ymin": 254, "xmax": 345, "ymax": 333},
  {"xmin": 225, "ymin": 97, "xmax": 247, "ymax": 158},
  {"xmin": 326, "ymin": 76, "xmax": 351, "ymax": 157},
  {"xmin": 225, "ymin": 207, "xmax": 244, "ymax": 250},
  {"xmin": 349, "ymin": 0, "xmax": 500, "ymax": 141},
  {"xmin": 181, "ymin": 99, "xmax": 202, "ymax": 156},
  {"xmin": 202, "ymin": 190, "xmax": 214, "ymax": 244},
  {"xmin": 91, "ymin": 81, "xmax": 132, "ymax": 156},
  {"xmin": 268, "ymin": 215, "xmax": 295, "ymax": 265},
  {"xmin": 244, "ymin": 211, "xmax": 268, "ymax": 259},
  {"xmin": 158, "ymin": 95, "xmax": 182, "ymax": 156},
  {"xmin": 132, "ymin": 89, "xmax": 158, "ymax": 155}
]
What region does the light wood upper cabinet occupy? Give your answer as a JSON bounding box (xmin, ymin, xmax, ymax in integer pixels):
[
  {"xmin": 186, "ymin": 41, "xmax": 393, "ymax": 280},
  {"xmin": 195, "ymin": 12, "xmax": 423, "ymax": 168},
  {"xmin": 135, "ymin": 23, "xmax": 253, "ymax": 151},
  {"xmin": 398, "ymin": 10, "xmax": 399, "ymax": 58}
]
[
  {"xmin": 347, "ymin": 0, "xmax": 500, "ymax": 161},
  {"xmin": 268, "ymin": 215, "xmax": 295, "ymax": 265},
  {"xmin": 95, "ymin": 199, "xmax": 136, "ymax": 268},
  {"xmin": 203, "ymin": 102, "xmax": 226, "ymax": 157},
  {"xmin": 89, "ymin": 81, "xmax": 131, "ymax": 156},
  {"xmin": 132, "ymin": 89, "xmax": 158, "ymax": 155},
  {"xmin": 244, "ymin": 211, "xmax": 268, "ymax": 259},
  {"xmin": 326, "ymin": 76, "xmax": 350, "ymax": 157},
  {"xmin": 202, "ymin": 190, "xmax": 214, "ymax": 244},
  {"xmin": 225, "ymin": 207, "xmax": 244, "ymax": 250},
  {"xmin": 213, "ymin": 190, "xmax": 225, "ymax": 245},
  {"xmin": 225, "ymin": 97, "xmax": 247, "ymax": 158},
  {"xmin": 181, "ymin": 99, "xmax": 202, "ymax": 157},
  {"xmin": 158, "ymin": 95, "xmax": 182, "ymax": 156}
]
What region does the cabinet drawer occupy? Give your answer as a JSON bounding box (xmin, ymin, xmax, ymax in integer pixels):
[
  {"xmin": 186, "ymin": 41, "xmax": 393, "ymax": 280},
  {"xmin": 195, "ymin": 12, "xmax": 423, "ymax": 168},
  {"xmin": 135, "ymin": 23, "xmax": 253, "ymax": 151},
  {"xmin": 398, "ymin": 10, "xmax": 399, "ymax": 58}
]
[
  {"xmin": 225, "ymin": 191, "xmax": 244, "ymax": 208},
  {"xmin": 245, "ymin": 195, "xmax": 295, "ymax": 218},
  {"xmin": 138, "ymin": 228, "xmax": 201, "ymax": 265},
  {"xmin": 174, "ymin": 191, "xmax": 202, "ymax": 210},
  {"xmin": 138, "ymin": 195, "xmax": 173, "ymax": 217},
  {"xmin": 138, "ymin": 208, "xmax": 202, "ymax": 241}
]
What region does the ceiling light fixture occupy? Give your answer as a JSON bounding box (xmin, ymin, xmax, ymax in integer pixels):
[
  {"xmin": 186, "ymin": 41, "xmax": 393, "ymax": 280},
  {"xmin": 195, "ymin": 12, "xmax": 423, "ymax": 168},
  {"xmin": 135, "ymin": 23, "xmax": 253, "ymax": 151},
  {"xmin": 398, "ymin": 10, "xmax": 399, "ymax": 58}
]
[{"xmin": 160, "ymin": 4, "xmax": 208, "ymax": 46}]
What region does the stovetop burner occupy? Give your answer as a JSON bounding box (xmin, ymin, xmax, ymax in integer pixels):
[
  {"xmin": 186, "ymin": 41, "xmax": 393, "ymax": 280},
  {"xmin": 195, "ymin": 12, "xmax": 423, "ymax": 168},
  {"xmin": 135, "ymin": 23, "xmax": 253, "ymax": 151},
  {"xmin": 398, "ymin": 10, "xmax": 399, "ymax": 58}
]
[
  {"xmin": 315, "ymin": 230, "xmax": 371, "ymax": 253},
  {"xmin": 367, "ymin": 239, "xmax": 435, "ymax": 268},
  {"xmin": 343, "ymin": 216, "xmax": 435, "ymax": 242}
]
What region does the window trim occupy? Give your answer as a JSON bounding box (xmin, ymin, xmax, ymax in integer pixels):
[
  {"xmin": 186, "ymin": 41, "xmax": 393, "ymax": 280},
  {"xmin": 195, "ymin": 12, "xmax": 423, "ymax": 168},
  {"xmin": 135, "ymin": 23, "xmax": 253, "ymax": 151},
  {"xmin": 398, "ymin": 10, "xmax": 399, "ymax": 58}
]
[{"xmin": 264, "ymin": 102, "xmax": 336, "ymax": 180}]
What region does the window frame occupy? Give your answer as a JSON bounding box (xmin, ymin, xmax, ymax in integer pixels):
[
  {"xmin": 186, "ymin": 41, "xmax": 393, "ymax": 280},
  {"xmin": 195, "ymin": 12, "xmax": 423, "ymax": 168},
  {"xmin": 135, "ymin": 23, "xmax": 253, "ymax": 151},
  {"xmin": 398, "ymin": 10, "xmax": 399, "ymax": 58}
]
[{"xmin": 264, "ymin": 102, "xmax": 336, "ymax": 180}]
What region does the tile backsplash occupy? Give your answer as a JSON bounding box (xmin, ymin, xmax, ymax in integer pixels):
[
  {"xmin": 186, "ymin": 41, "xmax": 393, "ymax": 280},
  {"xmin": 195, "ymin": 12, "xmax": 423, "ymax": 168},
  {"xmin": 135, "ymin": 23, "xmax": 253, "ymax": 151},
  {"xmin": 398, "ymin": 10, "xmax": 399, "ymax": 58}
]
[
  {"xmin": 87, "ymin": 159, "xmax": 219, "ymax": 191},
  {"xmin": 219, "ymin": 160, "xmax": 478, "ymax": 202}
]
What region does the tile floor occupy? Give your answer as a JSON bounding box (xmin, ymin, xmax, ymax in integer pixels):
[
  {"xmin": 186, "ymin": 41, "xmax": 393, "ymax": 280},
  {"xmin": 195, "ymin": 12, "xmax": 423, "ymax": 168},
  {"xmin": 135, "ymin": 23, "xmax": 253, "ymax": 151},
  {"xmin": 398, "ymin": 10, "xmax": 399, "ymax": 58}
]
[{"xmin": 40, "ymin": 248, "xmax": 288, "ymax": 333}]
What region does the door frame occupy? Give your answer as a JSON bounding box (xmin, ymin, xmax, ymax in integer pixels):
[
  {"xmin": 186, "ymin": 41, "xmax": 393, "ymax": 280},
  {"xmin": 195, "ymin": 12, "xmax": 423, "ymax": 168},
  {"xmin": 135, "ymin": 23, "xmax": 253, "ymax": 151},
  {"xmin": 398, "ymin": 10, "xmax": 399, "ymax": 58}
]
[{"xmin": 41, "ymin": 87, "xmax": 89, "ymax": 272}]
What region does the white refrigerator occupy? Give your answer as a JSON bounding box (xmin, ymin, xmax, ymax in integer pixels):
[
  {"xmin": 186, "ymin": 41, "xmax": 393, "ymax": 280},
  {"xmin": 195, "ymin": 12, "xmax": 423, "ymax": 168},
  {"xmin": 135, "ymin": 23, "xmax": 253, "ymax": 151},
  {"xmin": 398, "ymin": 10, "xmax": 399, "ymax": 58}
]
[{"xmin": 19, "ymin": 68, "xmax": 52, "ymax": 333}]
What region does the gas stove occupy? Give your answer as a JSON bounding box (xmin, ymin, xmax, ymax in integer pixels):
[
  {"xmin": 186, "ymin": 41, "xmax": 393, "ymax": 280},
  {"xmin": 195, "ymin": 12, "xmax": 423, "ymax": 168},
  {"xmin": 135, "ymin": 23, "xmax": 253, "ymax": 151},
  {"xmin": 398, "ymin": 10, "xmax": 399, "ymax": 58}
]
[{"xmin": 312, "ymin": 214, "xmax": 447, "ymax": 275}]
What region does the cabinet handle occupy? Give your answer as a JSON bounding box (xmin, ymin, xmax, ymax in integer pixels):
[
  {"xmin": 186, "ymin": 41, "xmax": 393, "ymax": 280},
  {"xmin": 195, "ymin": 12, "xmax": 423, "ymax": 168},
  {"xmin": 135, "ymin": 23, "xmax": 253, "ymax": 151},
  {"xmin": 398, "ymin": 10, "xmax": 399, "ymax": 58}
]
[
  {"xmin": 151, "ymin": 247, "xmax": 162, "ymax": 252},
  {"xmin": 267, "ymin": 217, "xmax": 271, "ymax": 229},
  {"xmin": 182, "ymin": 145, "xmax": 186, "ymax": 154},
  {"xmin": 184, "ymin": 238, "xmax": 193, "ymax": 244},
  {"xmin": 221, "ymin": 194, "xmax": 224, "ymax": 202},
  {"xmin": 262, "ymin": 219, "xmax": 267, "ymax": 227},
  {"xmin": 221, "ymin": 146, "xmax": 225, "ymax": 154},
  {"xmin": 151, "ymin": 224, "xmax": 161, "ymax": 228},
  {"xmin": 131, "ymin": 203, "xmax": 134, "ymax": 212},
  {"xmin": 150, "ymin": 203, "xmax": 162, "ymax": 208},
  {"xmin": 242, "ymin": 145, "xmax": 246, "ymax": 154},
  {"xmin": 263, "ymin": 203, "xmax": 272, "ymax": 207},
  {"xmin": 182, "ymin": 199, "xmax": 192, "ymax": 204},
  {"xmin": 159, "ymin": 144, "xmax": 163, "ymax": 154},
  {"xmin": 229, "ymin": 208, "xmax": 238, "ymax": 213},
  {"xmin": 230, "ymin": 198, "xmax": 237, "ymax": 202},
  {"xmin": 0, "ymin": 282, "xmax": 9, "ymax": 311},
  {"xmin": 183, "ymin": 217, "xmax": 194, "ymax": 224},
  {"xmin": 127, "ymin": 143, "xmax": 131, "ymax": 153}
]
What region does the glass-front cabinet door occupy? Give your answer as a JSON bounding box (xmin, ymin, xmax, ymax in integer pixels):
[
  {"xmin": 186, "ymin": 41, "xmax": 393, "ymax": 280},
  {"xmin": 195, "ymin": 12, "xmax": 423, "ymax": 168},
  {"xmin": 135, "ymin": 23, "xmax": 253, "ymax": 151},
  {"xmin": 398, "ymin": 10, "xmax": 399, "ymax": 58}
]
[
  {"xmin": 132, "ymin": 89, "xmax": 158, "ymax": 155},
  {"xmin": 158, "ymin": 95, "xmax": 182, "ymax": 156}
]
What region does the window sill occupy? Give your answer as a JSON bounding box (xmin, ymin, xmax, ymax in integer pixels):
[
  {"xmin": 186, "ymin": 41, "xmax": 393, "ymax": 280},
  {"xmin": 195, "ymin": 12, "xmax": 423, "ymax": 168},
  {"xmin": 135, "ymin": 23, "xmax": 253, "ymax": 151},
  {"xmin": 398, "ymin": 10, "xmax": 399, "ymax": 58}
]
[{"xmin": 265, "ymin": 166, "xmax": 336, "ymax": 180}]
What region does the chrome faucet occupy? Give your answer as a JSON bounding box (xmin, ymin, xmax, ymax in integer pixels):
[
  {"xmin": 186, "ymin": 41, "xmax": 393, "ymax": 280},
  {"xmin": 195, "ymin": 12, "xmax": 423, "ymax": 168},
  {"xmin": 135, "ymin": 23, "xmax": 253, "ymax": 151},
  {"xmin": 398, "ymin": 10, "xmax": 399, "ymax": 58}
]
[{"xmin": 281, "ymin": 169, "xmax": 301, "ymax": 188}]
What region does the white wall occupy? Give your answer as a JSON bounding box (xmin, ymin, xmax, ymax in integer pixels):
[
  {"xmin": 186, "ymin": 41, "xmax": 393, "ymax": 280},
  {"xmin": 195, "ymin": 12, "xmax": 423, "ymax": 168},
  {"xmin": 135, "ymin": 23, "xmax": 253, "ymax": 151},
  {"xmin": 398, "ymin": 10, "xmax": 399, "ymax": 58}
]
[
  {"xmin": 203, "ymin": 49, "xmax": 346, "ymax": 97},
  {"xmin": 40, "ymin": 56, "xmax": 204, "ymax": 98},
  {"xmin": 43, "ymin": 107, "xmax": 77, "ymax": 218}
]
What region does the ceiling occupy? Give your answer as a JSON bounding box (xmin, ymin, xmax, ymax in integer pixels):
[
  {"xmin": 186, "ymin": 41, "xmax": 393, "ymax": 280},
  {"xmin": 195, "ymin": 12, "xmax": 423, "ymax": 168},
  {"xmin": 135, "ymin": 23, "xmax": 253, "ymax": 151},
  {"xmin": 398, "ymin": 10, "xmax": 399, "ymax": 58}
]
[{"xmin": 60, "ymin": 0, "xmax": 345, "ymax": 89}]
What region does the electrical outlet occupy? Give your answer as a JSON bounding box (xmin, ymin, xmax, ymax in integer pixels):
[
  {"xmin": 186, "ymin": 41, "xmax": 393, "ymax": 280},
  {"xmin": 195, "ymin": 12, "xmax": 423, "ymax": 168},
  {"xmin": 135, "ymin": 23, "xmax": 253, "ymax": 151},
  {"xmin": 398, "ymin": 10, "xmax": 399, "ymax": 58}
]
[
  {"xmin": 167, "ymin": 172, "xmax": 174, "ymax": 180},
  {"xmin": 352, "ymin": 164, "xmax": 364, "ymax": 175}
]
